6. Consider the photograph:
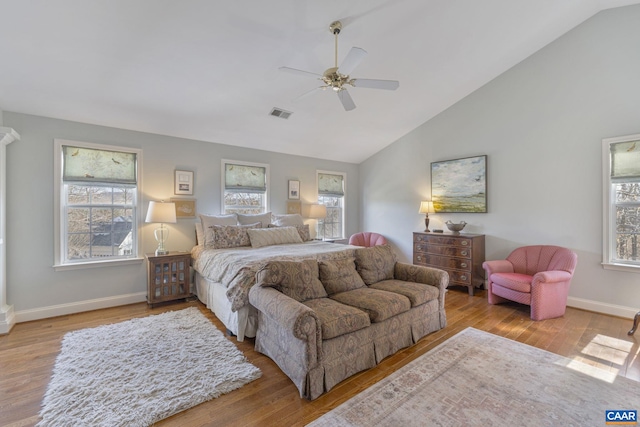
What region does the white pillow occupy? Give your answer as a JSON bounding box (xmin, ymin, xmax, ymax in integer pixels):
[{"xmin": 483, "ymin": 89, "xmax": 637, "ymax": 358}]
[
  {"xmin": 200, "ymin": 213, "xmax": 238, "ymax": 247},
  {"xmin": 271, "ymin": 213, "xmax": 304, "ymax": 227},
  {"xmin": 247, "ymin": 226, "xmax": 303, "ymax": 249},
  {"xmin": 237, "ymin": 212, "xmax": 272, "ymax": 227},
  {"xmin": 195, "ymin": 222, "xmax": 204, "ymax": 246}
]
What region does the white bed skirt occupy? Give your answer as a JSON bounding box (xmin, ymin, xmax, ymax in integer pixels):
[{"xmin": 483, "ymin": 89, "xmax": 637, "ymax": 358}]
[{"xmin": 195, "ymin": 272, "xmax": 258, "ymax": 342}]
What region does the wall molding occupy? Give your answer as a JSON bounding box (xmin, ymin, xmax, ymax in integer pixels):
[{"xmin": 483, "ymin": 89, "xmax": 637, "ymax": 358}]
[
  {"xmin": 567, "ymin": 296, "xmax": 637, "ymax": 319},
  {"xmin": 15, "ymin": 292, "xmax": 147, "ymax": 324}
]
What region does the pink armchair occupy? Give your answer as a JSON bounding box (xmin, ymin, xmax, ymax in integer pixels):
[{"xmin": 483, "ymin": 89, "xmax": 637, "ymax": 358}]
[
  {"xmin": 348, "ymin": 232, "xmax": 388, "ymax": 247},
  {"xmin": 482, "ymin": 245, "xmax": 578, "ymax": 320}
]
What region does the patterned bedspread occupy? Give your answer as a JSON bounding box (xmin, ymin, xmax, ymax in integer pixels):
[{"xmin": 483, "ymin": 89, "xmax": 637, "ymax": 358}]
[{"xmin": 191, "ymin": 241, "xmax": 358, "ymax": 312}]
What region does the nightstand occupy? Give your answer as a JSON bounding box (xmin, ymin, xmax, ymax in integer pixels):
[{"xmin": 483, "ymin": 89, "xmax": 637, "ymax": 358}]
[{"xmin": 145, "ymin": 252, "xmax": 191, "ymax": 307}]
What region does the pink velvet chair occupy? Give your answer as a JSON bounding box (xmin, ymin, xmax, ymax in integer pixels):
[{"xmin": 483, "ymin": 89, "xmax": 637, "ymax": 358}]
[
  {"xmin": 348, "ymin": 232, "xmax": 388, "ymax": 247},
  {"xmin": 482, "ymin": 245, "xmax": 578, "ymax": 320}
]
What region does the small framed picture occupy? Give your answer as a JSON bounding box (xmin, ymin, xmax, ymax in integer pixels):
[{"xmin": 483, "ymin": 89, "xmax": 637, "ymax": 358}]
[
  {"xmin": 287, "ymin": 200, "xmax": 302, "ymax": 214},
  {"xmin": 288, "ymin": 180, "xmax": 300, "ymax": 200},
  {"xmin": 175, "ymin": 170, "xmax": 194, "ymax": 195},
  {"xmin": 170, "ymin": 198, "xmax": 196, "ymax": 219}
]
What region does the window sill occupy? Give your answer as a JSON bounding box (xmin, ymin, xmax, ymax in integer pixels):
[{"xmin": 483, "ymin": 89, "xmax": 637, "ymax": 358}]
[
  {"xmin": 602, "ymin": 262, "xmax": 640, "ymax": 274},
  {"xmin": 54, "ymin": 257, "xmax": 144, "ymax": 272}
]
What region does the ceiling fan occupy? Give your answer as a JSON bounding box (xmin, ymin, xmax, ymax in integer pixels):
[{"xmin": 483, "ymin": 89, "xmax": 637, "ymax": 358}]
[{"xmin": 279, "ymin": 20, "xmax": 399, "ymax": 111}]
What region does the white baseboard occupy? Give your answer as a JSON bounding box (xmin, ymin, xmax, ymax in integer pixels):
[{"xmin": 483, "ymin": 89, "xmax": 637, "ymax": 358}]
[
  {"xmin": 15, "ymin": 292, "xmax": 147, "ymax": 324},
  {"xmin": 567, "ymin": 296, "xmax": 637, "ymax": 319},
  {"xmin": 0, "ymin": 304, "xmax": 16, "ymax": 334}
]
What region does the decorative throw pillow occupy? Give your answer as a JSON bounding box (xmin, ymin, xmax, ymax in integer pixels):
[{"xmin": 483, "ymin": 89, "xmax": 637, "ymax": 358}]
[
  {"xmin": 237, "ymin": 212, "xmax": 272, "ymax": 227},
  {"xmin": 199, "ymin": 213, "xmax": 238, "ymax": 247},
  {"xmin": 256, "ymin": 259, "xmax": 327, "ymax": 302},
  {"xmin": 268, "ymin": 223, "xmax": 311, "ymax": 242},
  {"xmin": 354, "ymin": 245, "xmax": 397, "ymax": 285},
  {"xmin": 271, "ymin": 213, "xmax": 304, "ymax": 227},
  {"xmin": 318, "ymin": 257, "xmax": 366, "ymax": 295},
  {"xmin": 247, "ymin": 226, "xmax": 303, "ymax": 248},
  {"xmin": 212, "ymin": 222, "xmax": 261, "ymax": 249}
]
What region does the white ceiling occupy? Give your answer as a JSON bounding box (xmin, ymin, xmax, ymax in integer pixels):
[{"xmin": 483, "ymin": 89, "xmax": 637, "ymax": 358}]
[{"xmin": 1, "ymin": 0, "xmax": 638, "ymax": 164}]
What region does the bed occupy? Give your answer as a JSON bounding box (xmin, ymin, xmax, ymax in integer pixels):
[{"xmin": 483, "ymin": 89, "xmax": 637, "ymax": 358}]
[{"xmin": 191, "ymin": 213, "xmax": 358, "ymax": 341}]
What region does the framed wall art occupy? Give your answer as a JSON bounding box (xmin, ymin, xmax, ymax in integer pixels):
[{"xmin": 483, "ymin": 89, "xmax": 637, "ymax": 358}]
[
  {"xmin": 170, "ymin": 198, "xmax": 196, "ymax": 219},
  {"xmin": 431, "ymin": 155, "xmax": 487, "ymax": 213},
  {"xmin": 288, "ymin": 180, "xmax": 300, "ymax": 200},
  {"xmin": 286, "ymin": 200, "xmax": 302, "ymax": 215},
  {"xmin": 174, "ymin": 170, "xmax": 194, "ymax": 195}
]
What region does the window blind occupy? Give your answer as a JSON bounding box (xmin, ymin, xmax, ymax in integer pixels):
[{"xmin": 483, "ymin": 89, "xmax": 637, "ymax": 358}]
[
  {"xmin": 63, "ymin": 145, "xmax": 137, "ymax": 184},
  {"xmin": 318, "ymin": 173, "xmax": 344, "ymax": 196},
  {"xmin": 611, "ymin": 140, "xmax": 640, "ymax": 182},
  {"xmin": 225, "ymin": 163, "xmax": 266, "ymax": 192}
]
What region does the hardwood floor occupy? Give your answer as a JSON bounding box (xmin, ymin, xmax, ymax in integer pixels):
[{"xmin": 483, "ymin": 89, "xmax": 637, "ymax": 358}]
[{"xmin": 1, "ymin": 289, "xmax": 638, "ymax": 427}]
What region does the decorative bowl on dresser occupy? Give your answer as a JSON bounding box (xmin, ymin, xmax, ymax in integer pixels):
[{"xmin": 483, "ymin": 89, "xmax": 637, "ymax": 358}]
[{"xmin": 413, "ymin": 231, "xmax": 485, "ymax": 295}]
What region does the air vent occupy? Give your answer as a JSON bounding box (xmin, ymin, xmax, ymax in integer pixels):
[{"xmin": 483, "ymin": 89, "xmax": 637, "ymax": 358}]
[{"xmin": 269, "ymin": 107, "xmax": 293, "ymax": 119}]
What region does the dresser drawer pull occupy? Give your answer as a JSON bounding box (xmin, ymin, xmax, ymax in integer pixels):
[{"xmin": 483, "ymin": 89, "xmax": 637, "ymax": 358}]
[
  {"xmin": 461, "ymin": 240, "xmax": 469, "ymax": 246},
  {"xmin": 460, "ymin": 275, "xmax": 467, "ymax": 281},
  {"xmin": 416, "ymin": 255, "xmax": 422, "ymax": 261},
  {"xmin": 460, "ymin": 263, "xmax": 467, "ymax": 268},
  {"xmin": 461, "ymin": 251, "xmax": 468, "ymax": 256},
  {"xmin": 416, "ymin": 245, "xmax": 423, "ymax": 251}
]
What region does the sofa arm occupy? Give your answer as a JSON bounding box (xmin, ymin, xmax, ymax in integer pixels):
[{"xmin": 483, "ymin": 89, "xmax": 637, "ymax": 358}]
[
  {"xmin": 482, "ymin": 260, "xmax": 514, "ymax": 276},
  {"xmin": 394, "ymin": 262, "xmax": 449, "ymax": 292},
  {"xmin": 533, "ymin": 270, "xmax": 573, "ymax": 284},
  {"xmin": 249, "ymin": 285, "xmax": 322, "ymax": 367}
]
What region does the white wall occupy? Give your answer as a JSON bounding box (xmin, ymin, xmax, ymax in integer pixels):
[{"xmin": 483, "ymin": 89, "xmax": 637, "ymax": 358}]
[
  {"xmin": 359, "ymin": 5, "xmax": 640, "ymax": 318},
  {"xmin": 4, "ymin": 112, "xmax": 359, "ymax": 320}
]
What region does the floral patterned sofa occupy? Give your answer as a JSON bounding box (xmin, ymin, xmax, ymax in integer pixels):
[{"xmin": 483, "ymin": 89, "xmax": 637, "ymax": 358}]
[{"xmin": 248, "ymin": 245, "xmax": 448, "ymax": 400}]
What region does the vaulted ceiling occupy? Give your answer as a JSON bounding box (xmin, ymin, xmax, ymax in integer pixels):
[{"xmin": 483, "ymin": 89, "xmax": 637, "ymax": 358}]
[{"xmin": 1, "ymin": 0, "xmax": 638, "ymax": 163}]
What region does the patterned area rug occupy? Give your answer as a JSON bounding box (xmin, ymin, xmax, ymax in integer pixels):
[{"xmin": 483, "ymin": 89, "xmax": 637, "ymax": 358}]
[
  {"xmin": 308, "ymin": 328, "xmax": 639, "ymax": 427},
  {"xmin": 38, "ymin": 307, "xmax": 261, "ymax": 427}
]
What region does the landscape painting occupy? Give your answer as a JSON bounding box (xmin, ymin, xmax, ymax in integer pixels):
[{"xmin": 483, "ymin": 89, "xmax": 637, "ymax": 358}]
[{"xmin": 431, "ymin": 155, "xmax": 487, "ymax": 213}]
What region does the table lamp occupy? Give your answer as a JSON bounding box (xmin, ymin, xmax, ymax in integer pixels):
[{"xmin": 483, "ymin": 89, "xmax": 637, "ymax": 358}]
[
  {"xmin": 307, "ymin": 204, "xmax": 327, "ymax": 240},
  {"xmin": 145, "ymin": 201, "xmax": 177, "ymax": 255},
  {"xmin": 419, "ymin": 200, "xmax": 435, "ymax": 232}
]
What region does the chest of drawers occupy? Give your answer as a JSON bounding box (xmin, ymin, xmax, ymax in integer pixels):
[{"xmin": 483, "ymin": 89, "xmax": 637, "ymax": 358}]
[{"xmin": 413, "ymin": 232, "xmax": 485, "ymax": 296}]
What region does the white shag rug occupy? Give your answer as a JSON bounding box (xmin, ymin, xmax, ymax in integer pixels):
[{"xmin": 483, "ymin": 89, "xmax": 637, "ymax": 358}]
[{"xmin": 38, "ymin": 307, "xmax": 261, "ymax": 427}]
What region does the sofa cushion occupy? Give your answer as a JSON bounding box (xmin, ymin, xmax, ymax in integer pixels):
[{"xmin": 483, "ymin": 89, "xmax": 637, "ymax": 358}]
[
  {"xmin": 303, "ymin": 298, "xmax": 370, "ymax": 340},
  {"xmin": 330, "ymin": 288, "xmax": 411, "ymax": 323},
  {"xmin": 369, "ymin": 279, "xmax": 439, "ymax": 307},
  {"xmin": 354, "ymin": 245, "xmax": 396, "ymax": 285},
  {"xmin": 318, "ymin": 258, "xmax": 367, "ymax": 295},
  {"xmin": 256, "ymin": 259, "xmax": 327, "ymax": 302},
  {"xmin": 490, "ymin": 273, "xmax": 533, "ymax": 293}
]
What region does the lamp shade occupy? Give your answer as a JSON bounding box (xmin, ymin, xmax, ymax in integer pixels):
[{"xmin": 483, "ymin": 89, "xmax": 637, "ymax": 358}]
[
  {"xmin": 307, "ymin": 204, "xmax": 327, "ymax": 219},
  {"xmin": 419, "ymin": 200, "xmax": 435, "ymax": 214},
  {"xmin": 145, "ymin": 201, "xmax": 177, "ymax": 223}
]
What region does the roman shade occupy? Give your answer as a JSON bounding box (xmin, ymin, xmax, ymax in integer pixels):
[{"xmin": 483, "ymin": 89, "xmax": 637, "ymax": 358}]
[
  {"xmin": 63, "ymin": 145, "xmax": 137, "ymax": 184},
  {"xmin": 318, "ymin": 173, "xmax": 344, "ymax": 196},
  {"xmin": 225, "ymin": 163, "xmax": 267, "ymax": 192},
  {"xmin": 610, "ymin": 139, "xmax": 640, "ymax": 182}
]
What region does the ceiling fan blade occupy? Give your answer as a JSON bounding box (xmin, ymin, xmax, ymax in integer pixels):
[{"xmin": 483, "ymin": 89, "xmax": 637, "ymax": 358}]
[
  {"xmin": 279, "ymin": 66, "xmax": 322, "ymax": 78},
  {"xmin": 294, "ymin": 86, "xmax": 326, "ymax": 101},
  {"xmin": 338, "ymin": 47, "xmax": 367, "ymax": 76},
  {"xmin": 337, "ymin": 89, "xmax": 356, "ymax": 111},
  {"xmin": 352, "ymin": 78, "xmax": 399, "ymax": 90}
]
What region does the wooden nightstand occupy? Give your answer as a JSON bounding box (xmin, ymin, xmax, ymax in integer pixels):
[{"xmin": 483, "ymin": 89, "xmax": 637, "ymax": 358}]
[
  {"xmin": 413, "ymin": 232, "xmax": 485, "ymax": 296},
  {"xmin": 145, "ymin": 252, "xmax": 191, "ymax": 307}
]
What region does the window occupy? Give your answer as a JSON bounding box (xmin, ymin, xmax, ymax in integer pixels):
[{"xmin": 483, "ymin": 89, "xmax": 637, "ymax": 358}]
[
  {"xmin": 222, "ymin": 160, "xmax": 269, "ymax": 214},
  {"xmin": 602, "ymin": 133, "xmax": 640, "ymax": 271},
  {"xmin": 317, "ymin": 171, "xmax": 346, "ymax": 240},
  {"xmin": 54, "ymin": 139, "xmax": 142, "ymax": 268}
]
